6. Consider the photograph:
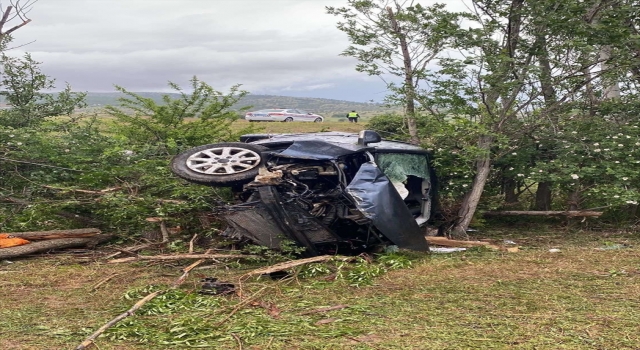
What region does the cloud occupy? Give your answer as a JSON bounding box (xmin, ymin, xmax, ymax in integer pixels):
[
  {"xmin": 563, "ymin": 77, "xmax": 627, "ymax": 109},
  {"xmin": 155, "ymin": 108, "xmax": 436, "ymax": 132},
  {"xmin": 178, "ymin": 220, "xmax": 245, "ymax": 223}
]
[{"xmin": 3, "ymin": 0, "xmax": 461, "ymax": 102}]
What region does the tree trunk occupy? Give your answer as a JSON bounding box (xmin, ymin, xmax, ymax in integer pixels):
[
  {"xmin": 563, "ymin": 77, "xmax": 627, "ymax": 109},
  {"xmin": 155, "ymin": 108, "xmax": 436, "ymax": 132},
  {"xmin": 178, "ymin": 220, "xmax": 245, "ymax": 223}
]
[
  {"xmin": 0, "ymin": 235, "xmax": 112, "ymax": 260},
  {"xmin": 387, "ymin": 6, "xmax": 420, "ymax": 145},
  {"xmin": 534, "ymin": 182, "xmax": 552, "ymax": 210},
  {"xmin": 504, "ymin": 178, "xmax": 519, "ymax": 204},
  {"xmin": 599, "ymin": 45, "xmax": 621, "ymax": 99},
  {"xmin": 450, "ymin": 135, "xmax": 493, "ymax": 239},
  {"xmin": 567, "ymin": 189, "xmax": 580, "ymax": 211},
  {"xmin": 6, "ymin": 228, "xmax": 101, "ymax": 240}
]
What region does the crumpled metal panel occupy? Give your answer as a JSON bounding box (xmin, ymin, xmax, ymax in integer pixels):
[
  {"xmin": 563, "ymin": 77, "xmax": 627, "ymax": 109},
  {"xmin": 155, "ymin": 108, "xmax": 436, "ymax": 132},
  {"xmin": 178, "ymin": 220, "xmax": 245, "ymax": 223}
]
[
  {"xmin": 346, "ymin": 162, "xmax": 430, "ymax": 251},
  {"xmin": 273, "ymin": 140, "xmax": 373, "ymax": 160}
]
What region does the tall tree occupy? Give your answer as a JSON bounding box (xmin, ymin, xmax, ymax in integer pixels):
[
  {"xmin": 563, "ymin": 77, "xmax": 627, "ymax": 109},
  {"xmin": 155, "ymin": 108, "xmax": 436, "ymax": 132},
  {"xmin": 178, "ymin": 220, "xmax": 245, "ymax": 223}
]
[
  {"xmin": 0, "ymin": 53, "xmax": 87, "ymax": 128},
  {"xmin": 0, "ymin": 0, "xmax": 35, "ymax": 46},
  {"xmin": 327, "ymin": 0, "xmax": 459, "ymax": 145},
  {"xmin": 422, "ymin": 0, "xmax": 635, "ymax": 237}
]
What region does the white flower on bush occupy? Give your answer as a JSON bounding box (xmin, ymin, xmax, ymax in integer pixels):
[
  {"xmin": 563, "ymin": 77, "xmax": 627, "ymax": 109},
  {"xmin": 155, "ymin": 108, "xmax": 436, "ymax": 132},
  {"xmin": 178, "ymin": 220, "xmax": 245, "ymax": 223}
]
[
  {"xmin": 618, "ymin": 144, "xmax": 623, "ymax": 147},
  {"xmin": 635, "ymin": 142, "xmax": 640, "ymax": 146},
  {"xmin": 622, "ymin": 177, "xmax": 629, "ymax": 180},
  {"xmin": 570, "ymin": 174, "xmax": 579, "ymax": 180},
  {"xmin": 517, "ymin": 174, "xmax": 524, "ymax": 177},
  {"xmin": 614, "ymin": 195, "xmax": 620, "ymax": 198},
  {"xmin": 604, "ymin": 149, "xmax": 610, "ymax": 151},
  {"xmin": 593, "ymin": 143, "xmax": 599, "ymax": 146},
  {"xmin": 508, "ymin": 167, "xmax": 514, "ymax": 170},
  {"xmin": 626, "ymin": 200, "xmax": 638, "ymax": 205},
  {"xmin": 594, "ymin": 149, "xmax": 601, "ymax": 152},
  {"xmin": 512, "ymin": 152, "xmax": 517, "ymax": 155}
]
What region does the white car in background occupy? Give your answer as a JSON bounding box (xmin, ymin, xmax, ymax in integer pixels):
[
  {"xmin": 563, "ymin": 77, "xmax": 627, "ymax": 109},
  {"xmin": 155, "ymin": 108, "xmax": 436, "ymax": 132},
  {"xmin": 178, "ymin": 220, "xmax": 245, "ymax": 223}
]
[{"xmin": 245, "ymin": 109, "xmax": 324, "ymax": 122}]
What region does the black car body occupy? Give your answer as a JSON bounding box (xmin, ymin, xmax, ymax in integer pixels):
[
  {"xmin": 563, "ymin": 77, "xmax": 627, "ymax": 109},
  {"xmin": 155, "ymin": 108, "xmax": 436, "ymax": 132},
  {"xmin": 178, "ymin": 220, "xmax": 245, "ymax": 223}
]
[{"xmin": 171, "ymin": 130, "xmax": 434, "ymax": 256}]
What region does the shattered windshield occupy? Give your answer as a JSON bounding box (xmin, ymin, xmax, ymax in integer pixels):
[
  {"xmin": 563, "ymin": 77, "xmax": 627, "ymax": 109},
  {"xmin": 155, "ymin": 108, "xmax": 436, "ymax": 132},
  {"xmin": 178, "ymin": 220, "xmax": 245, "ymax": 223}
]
[{"xmin": 376, "ymin": 153, "xmax": 430, "ymax": 183}]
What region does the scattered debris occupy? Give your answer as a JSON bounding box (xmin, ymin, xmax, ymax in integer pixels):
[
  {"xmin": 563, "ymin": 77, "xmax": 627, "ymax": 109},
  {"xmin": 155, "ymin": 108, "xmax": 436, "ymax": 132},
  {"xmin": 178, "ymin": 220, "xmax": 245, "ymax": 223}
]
[
  {"xmin": 199, "ymin": 277, "xmax": 235, "ymax": 295},
  {"xmin": 504, "ymin": 240, "xmax": 517, "ymax": 245},
  {"xmin": 430, "ymin": 247, "xmax": 467, "ymax": 253},
  {"xmin": 548, "ymin": 248, "xmax": 562, "ymax": 253},
  {"xmin": 0, "ymin": 234, "xmax": 30, "ymax": 248},
  {"xmin": 145, "ymin": 217, "xmax": 170, "ymax": 243}
]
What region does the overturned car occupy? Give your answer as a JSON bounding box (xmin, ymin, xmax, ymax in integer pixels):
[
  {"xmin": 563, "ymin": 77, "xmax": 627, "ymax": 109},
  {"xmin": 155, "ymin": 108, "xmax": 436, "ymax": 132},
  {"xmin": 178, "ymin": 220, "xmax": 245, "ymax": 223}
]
[{"xmin": 170, "ymin": 130, "xmax": 435, "ymax": 256}]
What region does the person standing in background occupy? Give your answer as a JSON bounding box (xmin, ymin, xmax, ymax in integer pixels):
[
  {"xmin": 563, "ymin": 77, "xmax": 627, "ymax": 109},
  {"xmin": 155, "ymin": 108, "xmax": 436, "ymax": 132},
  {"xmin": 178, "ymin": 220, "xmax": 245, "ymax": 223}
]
[{"xmin": 347, "ymin": 110, "xmax": 360, "ymax": 123}]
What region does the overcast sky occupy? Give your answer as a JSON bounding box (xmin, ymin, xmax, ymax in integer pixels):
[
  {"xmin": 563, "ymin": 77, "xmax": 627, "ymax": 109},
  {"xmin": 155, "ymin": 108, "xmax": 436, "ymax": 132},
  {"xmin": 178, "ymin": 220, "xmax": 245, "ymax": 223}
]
[{"xmin": 8, "ymin": 0, "xmax": 459, "ymax": 102}]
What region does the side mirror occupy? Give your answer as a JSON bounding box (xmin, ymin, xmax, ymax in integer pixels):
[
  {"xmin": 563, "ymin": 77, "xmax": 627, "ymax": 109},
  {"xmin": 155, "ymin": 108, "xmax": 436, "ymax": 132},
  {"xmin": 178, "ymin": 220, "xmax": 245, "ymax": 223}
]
[{"xmin": 357, "ymin": 130, "xmax": 382, "ymax": 146}]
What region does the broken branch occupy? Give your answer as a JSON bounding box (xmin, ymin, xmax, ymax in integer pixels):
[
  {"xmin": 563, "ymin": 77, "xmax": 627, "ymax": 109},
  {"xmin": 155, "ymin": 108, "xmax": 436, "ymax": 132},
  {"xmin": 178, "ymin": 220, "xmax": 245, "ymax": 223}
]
[
  {"xmin": 75, "ymin": 290, "xmax": 162, "ymax": 350},
  {"xmin": 427, "ymin": 237, "xmax": 500, "ymax": 250},
  {"xmin": 0, "ymin": 235, "xmax": 112, "ymax": 260},
  {"xmin": 5, "ymin": 228, "xmax": 101, "ymax": 240},
  {"xmin": 77, "ymin": 250, "xmax": 210, "ymax": 350},
  {"xmin": 483, "ymin": 210, "xmax": 602, "ymax": 217},
  {"xmin": 243, "ymin": 255, "xmax": 349, "ymax": 277}
]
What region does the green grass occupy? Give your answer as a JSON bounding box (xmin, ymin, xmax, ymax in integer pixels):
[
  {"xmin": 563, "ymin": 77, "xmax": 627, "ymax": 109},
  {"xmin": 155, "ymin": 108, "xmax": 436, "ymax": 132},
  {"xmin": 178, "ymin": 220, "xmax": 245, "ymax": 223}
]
[
  {"xmin": 1, "ymin": 228, "xmax": 639, "ymax": 349},
  {"xmin": 232, "ymin": 119, "xmax": 366, "ymax": 134}
]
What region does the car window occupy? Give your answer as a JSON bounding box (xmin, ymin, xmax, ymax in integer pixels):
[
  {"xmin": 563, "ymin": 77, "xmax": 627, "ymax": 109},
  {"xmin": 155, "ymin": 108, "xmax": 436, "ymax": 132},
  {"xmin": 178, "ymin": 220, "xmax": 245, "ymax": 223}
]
[
  {"xmin": 298, "ymin": 110, "xmax": 307, "ymax": 114},
  {"xmin": 286, "ymin": 109, "xmax": 299, "ymax": 113},
  {"xmin": 376, "ymin": 153, "xmax": 430, "ymax": 183},
  {"xmin": 257, "ymin": 109, "xmax": 284, "ymax": 113}
]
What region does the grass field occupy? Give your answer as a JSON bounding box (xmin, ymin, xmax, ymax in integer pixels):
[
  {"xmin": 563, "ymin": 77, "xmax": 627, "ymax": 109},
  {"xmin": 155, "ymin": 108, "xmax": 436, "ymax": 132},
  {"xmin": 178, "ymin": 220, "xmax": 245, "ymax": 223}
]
[
  {"xmin": 232, "ymin": 120, "xmax": 367, "ymax": 134},
  {"xmin": 2, "ymin": 227, "xmax": 639, "ymax": 349}
]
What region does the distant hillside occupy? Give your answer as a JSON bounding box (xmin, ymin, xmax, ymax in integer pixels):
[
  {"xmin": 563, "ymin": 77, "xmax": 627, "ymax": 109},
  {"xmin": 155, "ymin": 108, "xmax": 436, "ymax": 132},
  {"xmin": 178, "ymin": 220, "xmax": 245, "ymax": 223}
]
[{"xmin": 80, "ymin": 92, "xmax": 398, "ymax": 117}]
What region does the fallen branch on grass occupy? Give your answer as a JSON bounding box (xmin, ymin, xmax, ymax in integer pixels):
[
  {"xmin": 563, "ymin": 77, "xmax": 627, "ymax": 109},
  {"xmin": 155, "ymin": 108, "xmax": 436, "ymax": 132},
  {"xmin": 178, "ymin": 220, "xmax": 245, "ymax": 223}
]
[
  {"xmin": 103, "ymin": 242, "xmax": 157, "ymax": 260},
  {"xmin": 427, "ymin": 237, "xmax": 500, "ymax": 250},
  {"xmin": 483, "ymin": 210, "xmax": 603, "ymax": 217},
  {"xmin": 43, "ymin": 185, "xmax": 121, "ymax": 194},
  {"xmin": 243, "ymin": 255, "xmax": 350, "ymax": 277},
  {"xmin": 108, "ymin": 253, "xmax": 257, "ymax": 264},
  {"xmin": 75, "ymin": 290, "xmax": 162, "ymax": 350},
  {"xmin": 76, "ymin": 251, "xmax": 209, "ymax": 350},
  {"xmin": 0, "ymin": 235, "xmax": 113, "ymax": 260},
  {"xmin": 6, "ymin": 228, "xmax": 101, "ymax": 240}
]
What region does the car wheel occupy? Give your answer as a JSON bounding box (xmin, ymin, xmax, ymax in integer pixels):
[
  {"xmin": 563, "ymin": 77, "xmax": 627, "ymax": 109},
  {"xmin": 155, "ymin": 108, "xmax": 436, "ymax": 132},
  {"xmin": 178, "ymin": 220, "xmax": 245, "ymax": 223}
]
[
  {"xmin": 284, "ymin": 117, "xmax": 293, "ymax": 122},
  {"xmin": 313, "ymin": 117, "xmax": 322, "ymax": 123},
  {"xmin": 171, "ymin": 142, "xmax": 266, "ymax": 186}
]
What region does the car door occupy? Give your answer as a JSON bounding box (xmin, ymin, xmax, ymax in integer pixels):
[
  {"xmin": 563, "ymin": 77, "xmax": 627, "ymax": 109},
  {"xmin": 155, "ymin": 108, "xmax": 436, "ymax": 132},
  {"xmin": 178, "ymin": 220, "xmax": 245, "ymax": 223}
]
[
  {"xmin": 296, "ymin": 109, "xmax": 312, "ymax": 121},
  {"xmin": 285, "ymin": 109, "xmax": 301, "ymax": 121},
  {"xmin": 375, "ymin": 152, "xmax": 434, "ymax": 226}
]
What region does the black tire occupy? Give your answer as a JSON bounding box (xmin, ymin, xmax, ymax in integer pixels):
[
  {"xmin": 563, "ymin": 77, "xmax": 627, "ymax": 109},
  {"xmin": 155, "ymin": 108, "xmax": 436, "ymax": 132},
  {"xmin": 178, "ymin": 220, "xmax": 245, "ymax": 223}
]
[
  {"xmin": 283, "ymin": 117, "xmax": 293, "ymax": 122},
  {"xmin": 171, "ymin": 142, "xmax": 267, "ymax": 186},
  {"xmin": 314, "ymin": 117, "xmax": 322, "ymax": 123}
]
